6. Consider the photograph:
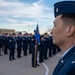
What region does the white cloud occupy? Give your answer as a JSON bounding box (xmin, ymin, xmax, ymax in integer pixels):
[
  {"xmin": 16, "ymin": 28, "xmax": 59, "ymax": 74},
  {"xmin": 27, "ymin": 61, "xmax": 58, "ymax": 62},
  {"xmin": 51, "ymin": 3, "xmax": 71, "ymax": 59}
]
[
  {"xmin": 2, "ymin": 21, "xmax": 36, "ymax": 26},
  {"xmin": 0, "ymin": 0, "xmax": 54, "ymax": 33},
  {"xmin": 6, "ymin": 18, "xmax": 17, "ymax": 23},
  {"xmin": 0, "ymin": 0, "xmax": 53, "ymax": 19},
  {"xmin": 33, "ymin": 0, "xmax": 43, "ymax": 7}
]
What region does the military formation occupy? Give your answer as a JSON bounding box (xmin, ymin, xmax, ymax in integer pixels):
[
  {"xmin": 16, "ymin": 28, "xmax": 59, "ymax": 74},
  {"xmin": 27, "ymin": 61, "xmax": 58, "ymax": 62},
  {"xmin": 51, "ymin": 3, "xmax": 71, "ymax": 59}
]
[{"xmin": 0, "ymin": 32, "xmax": 61, "ymax": 68}]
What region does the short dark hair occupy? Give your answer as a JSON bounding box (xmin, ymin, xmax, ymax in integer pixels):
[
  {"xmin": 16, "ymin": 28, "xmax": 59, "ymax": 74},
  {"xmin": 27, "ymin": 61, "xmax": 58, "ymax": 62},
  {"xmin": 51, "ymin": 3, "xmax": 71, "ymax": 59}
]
[
  {"xmin": 61, "ymin": 13, "xmax": 75, "ymax": 26},
  {"xmin": 12, "ymin": 33, "xmax": 16, "ymax": 35}
]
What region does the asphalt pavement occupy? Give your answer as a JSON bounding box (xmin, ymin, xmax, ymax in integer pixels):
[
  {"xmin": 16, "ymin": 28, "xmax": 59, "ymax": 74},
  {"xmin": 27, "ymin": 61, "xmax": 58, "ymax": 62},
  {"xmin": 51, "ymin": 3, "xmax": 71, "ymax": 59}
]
[{"xmin": 0, "ymin": 51, "xmax": 63, "ymax": 75}]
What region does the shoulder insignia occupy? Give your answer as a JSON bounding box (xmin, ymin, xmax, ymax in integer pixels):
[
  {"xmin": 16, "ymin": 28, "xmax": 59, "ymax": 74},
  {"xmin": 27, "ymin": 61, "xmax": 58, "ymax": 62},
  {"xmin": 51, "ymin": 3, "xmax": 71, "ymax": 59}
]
[
  {"xmin": 73, "ymin": 52, "xmax": 75, "ymax": 55},
  {"xmin": 32, "ymin": 39, "xmax": 34, "ymax": 41},
  {"xmin": 9, "ymin": 40, "xmax": 12, "ymax": 42},
  {"xmin": 71, "ymin": 61, "xmax": 75, "ymax": 64}
]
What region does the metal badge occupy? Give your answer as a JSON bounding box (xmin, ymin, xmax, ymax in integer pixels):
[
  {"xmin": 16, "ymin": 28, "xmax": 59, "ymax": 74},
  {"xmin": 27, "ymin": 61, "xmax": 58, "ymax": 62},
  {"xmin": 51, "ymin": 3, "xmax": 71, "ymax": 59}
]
[
  {"xmin": 56, "ymin": 8, "xmax": 59, "ymax": 12},
  {"xmin": 61, "ymin": 60, "xmax": 64, "ymax": 63}
]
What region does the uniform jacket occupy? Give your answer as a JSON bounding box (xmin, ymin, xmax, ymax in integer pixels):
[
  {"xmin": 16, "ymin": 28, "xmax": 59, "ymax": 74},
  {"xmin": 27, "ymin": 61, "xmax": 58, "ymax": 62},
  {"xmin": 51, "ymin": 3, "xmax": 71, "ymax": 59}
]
[
  {"xmin": 16, "ymin": 36, "xmax": 23, "ymax": 47},
  {"xmin": 22, "ymin": 36, "xmax": 28, "ymax": 47},
  {"xmin": 8, "ymin": 37, "xmax": 16, "ymax": 50},
  {"xmin": 38, "ymin": 40, "xmax": 44, "ymax": 51},
  {"xmin": 3, "ymin": 36, "xmax": 10, "ymax": 47},
  {"xmin": 0, "ymin": 36, "xmax": 3, "ymax": 47},
  {"xmin": 52, "ymin": 46, "xmax": 75, "ymax": 75}
]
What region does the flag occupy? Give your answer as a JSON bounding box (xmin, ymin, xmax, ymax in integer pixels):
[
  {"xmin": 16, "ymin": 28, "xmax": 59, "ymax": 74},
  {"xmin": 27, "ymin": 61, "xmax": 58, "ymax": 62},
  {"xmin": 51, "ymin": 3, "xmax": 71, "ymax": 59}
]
[
  {"xmin": 34, "ymin": 22, "xmax": 40, "ymax": 43},
  {"xmin": 36, "ymin": 23, "xmax": 39, "ymax": 34}
]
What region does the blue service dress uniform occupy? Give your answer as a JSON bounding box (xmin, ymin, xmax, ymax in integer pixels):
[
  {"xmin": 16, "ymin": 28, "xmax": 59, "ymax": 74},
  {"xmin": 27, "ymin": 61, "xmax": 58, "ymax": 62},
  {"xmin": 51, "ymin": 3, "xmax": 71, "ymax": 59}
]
[
  {"xmin": 3, "ymin": 36, "xmax": 10, "ymax": 54},
  {"xmin": 16, "ymin": 36, "xmax": 23, "ymax": 58},
  {"xmin": 48, "ymin": 36, "xmax": 54, "ymax": 57},
  {"xmin": 28, "ymin": 36, "xmax": 32, "ymax": 54},
  {"xmin": 52, "ymin": 1, "xmax": 75, "ymax": 75},
  {"xmin": 22, "ymin": 36, "xmax": 28, "ymax": 56},
  {"xmin": 8, "ymin": 37, "xmax": 16, "ymax": 61},
  {"xmin": 31, "ymin": 35, "xmax": 38, "ymax": 67},
  {"xmin": 43, "ymin": 37, "xmax": 48, "ymax": 60},
  {"xmin": 38, "ymin": 39, "xmax": 45, "ymax": 63},
  {"xmin": 0, "ymin": 36, "xmax": 3, "ymax": 55},
  {"xmin": 52, "ymin": 46, "xmax": 75, "ymax": 75}
]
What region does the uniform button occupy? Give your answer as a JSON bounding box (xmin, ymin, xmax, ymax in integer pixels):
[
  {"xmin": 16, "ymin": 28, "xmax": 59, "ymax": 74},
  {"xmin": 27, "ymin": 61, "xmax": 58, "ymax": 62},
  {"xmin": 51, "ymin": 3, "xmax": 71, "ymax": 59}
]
[{"xmin": 61, "ymin": 60, "xmax": 64, "ymax": 63}]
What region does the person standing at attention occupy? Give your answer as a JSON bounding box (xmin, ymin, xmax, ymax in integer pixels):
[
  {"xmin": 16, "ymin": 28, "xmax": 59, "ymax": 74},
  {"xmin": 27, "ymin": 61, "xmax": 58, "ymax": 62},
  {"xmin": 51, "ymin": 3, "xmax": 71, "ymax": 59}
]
[{"xmin": 52, "ymin": 1, "xmax": 75, "ymax": 75}]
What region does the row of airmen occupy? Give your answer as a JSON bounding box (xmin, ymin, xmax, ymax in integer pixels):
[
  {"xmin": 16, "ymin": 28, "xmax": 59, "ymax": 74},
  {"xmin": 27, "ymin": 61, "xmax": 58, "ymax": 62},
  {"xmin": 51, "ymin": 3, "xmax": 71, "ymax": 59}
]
[{"xmin": 0, "ymin": 32, "xmax": 61, "ymax": 68}]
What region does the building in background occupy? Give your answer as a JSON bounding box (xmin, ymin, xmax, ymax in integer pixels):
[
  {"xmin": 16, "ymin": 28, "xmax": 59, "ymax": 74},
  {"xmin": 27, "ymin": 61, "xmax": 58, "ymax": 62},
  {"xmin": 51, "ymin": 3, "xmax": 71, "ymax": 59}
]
[
  {"xmin": 0, "ymin": 29, "xmax": 15, "ymax": 35},
  {"xmin": 16, "ymin": 31, "xmax": 27, "ymax": 35}
]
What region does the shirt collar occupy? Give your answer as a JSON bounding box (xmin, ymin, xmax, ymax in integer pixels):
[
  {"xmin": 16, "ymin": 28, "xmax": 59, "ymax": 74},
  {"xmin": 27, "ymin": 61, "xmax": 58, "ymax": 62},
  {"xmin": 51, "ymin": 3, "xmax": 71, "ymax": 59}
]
[{"xmin": 62, "ymin": 46, "xmax": 75, "ymax": 58}]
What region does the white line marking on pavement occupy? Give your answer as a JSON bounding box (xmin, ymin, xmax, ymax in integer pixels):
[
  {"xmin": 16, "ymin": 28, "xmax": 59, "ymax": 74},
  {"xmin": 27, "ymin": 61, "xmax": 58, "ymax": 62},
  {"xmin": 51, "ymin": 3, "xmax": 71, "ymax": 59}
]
[
  {"xmin": 28, "ymin": 56, "xmax": 49, "ymax": 75},
  {"xmin": 42, "ymin": 62, "xmax": 49, "ymax": 75},
  {"xmin": 37, "ymin": 58, "xmax": 49, "ymax": 75}
]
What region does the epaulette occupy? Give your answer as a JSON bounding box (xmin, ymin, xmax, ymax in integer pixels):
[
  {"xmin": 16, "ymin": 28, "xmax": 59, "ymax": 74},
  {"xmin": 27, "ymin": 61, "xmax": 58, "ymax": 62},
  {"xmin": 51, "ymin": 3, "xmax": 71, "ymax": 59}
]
[{"xmin": 73, "ymin": 52, "xmax": 75, "ymax": 55}]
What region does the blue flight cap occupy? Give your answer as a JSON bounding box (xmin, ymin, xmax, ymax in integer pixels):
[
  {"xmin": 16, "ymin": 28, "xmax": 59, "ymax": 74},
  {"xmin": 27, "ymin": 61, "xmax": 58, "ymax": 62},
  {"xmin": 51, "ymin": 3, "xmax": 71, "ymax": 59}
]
[
  {"xmin": 34, "ymin": 30, "xmax": 37, "ymax": 34},
  {"xmin": 54, "ymin": 1, "xmax": 75, "ymax": 18},
  {"xmin": 18, "ymin": 32, "xmax": 22, "ymax": 34}
]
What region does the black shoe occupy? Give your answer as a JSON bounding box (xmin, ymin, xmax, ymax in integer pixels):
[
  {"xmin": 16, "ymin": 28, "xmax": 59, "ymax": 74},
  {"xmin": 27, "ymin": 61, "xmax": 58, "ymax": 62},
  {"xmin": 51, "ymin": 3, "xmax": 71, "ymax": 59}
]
[
  {"xmin": 20, "ymin": 56, "xmax": 22, "ymax": 58},
  {"xmin": 13, "ymin": 58, "xmax": 16, "ymax": 60},
  {"xmin": 49, "ymin": 55, "xmax": 52, "ymax": 57},
  {"xmin": 42, "ymin": 60, "xmax": 45, "ymax": 62},
  {"xmin": 39, "ymin": 61, "xmax": 42, "ymax": 63},
  {"xmin": 32, "ymin": 66, "xmax": 37, "ymax": 68},
  {"xmin": 47, "ymin": 57, "xmax": 49, "ymax": 59},
  {"xmin": 36, "ymin": 64, "xmax": 40, "ymax": 66},
  {"xmin": 24, "ymin": 54, "xmax": 27, "ymax": 56},
  {"xmin": 44, "ymin": 57, "xmax": 49, "ymax": 60},
  {"xmin": 0, "ymin": 54, "xmax": 2, "ymax": 56},
  {"xmin": 9, "ymin": 59, "xmax": 12, "ymax": 61},
  {"xmin": 4, "ymin": 53, "xmax": 8, "ymax": 55},
  {"xmin": 17, "ymin": 56, "xmax": 22, "ymax": 58}
]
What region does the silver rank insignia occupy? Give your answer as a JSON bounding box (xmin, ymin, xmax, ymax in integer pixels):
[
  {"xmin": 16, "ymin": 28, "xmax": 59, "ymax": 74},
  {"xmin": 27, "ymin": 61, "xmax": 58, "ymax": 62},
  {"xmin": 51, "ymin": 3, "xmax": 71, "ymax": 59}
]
[{"xmin": 56, "ymin": 8, "xmax": 59, "ymax": 12}]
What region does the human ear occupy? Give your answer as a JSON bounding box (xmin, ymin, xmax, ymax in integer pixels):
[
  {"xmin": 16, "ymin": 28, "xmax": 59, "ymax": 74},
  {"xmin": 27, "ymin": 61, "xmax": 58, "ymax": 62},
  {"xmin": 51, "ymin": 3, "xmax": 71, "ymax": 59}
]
[{"xmin": 66, "ymin": 25, "xmax": 75, "ymax": 37}]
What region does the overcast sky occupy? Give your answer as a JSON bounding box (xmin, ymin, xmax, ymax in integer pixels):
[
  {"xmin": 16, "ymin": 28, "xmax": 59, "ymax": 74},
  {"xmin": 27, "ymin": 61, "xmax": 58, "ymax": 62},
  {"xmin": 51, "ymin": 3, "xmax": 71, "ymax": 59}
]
[{"xmin": 0, "ymin": 0, "xmax": 68, "ymax": 34}]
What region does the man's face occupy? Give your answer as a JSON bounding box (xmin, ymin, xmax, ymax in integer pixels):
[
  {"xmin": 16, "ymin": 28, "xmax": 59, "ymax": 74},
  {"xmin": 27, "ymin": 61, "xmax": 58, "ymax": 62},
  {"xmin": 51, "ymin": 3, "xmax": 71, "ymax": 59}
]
[
  {"xmin": 18, "ymin": 34, "xmax": 22, "ymax": 37},
  {"xmin": 51, "ymin": 15, "xmax": 67, "ymax": 46},
  {"xmin": 13, "ymin": 35, "xmax": 16, "ymax": 38}
]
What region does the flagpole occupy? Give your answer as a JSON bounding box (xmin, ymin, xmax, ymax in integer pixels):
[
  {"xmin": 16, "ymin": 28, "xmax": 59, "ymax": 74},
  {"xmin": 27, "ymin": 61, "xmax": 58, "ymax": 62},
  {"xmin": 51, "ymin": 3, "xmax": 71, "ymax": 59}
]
[{"xmin": 34, "ymin": 39, "xmax": 37, "ymax": 67}]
